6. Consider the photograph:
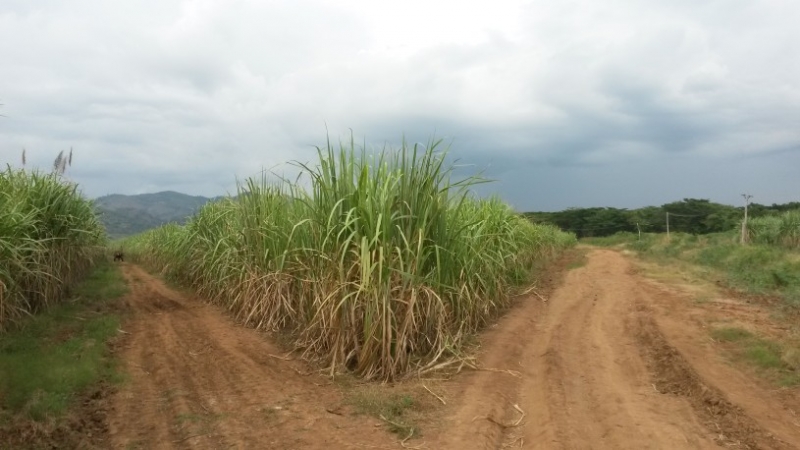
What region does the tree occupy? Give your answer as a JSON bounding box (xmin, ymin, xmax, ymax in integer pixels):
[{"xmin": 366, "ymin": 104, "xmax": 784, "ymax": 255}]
[
  {"xmin": 629, "ymin": 206, "xmax": 665, "ymax": 233},
  {"xmin": 661, "ymin": 198, "xmax": 739, "ymax": 234}
]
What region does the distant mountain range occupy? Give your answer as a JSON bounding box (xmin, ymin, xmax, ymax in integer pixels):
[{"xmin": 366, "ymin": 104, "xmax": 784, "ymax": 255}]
[{"xmin": 94, "ymin": 191, "xmax": 219, "ymax": 239}]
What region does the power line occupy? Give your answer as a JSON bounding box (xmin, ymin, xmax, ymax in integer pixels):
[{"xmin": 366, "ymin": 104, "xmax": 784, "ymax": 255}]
[
  {"xmin": 561, "ymin": 223, "xmax": 638, "ymax": 232},
  {"xmin": 663, "ymin": 212, "xmax": 706, "ymax": 217}
]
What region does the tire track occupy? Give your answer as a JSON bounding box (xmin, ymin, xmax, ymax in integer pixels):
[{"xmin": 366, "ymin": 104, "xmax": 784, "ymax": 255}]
[
  {"xmin": 107, "ymin": 264, "xmax": 397, "ymax": 449},
  {"xmin": 430, "ymin": 249, "xmax": 800, "ymax": 449}
]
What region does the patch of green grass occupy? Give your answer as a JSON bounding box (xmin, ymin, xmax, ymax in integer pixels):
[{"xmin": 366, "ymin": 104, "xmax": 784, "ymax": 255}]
[
  {"xmin": 711, "ymin": 326, "xmax": 800, "ymax": 386},
  {"xmin": 744, "ymin": 343, "xmax": 784, "ymax": 369},
  {"xmin": 582, "ymin": 232, "xmax": 660, "ymax": 248},
  {"xmin": 779, "ymin": 373, "xmax": 800, "ymax": 387},
  {"xmin": 712, "ymin": 327, "xmax": 754, "ymax": 342},
  {"xmin": 0, "ymin": 262, "xmax": 128, "ymax": 421},
  {"xmin": 347, "ymin": 388, "xmax": 418, "ymax": 437}
]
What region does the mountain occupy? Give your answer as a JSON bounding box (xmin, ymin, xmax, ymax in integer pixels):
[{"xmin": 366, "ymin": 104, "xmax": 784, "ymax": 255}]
[{"xmin": 94, "ymin": 191, "xmax": 218, "ymax": 239}]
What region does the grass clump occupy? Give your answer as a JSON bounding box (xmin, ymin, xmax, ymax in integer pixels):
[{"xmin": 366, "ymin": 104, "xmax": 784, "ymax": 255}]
[
  {"xmin": 711, "ymin": 326, "xmax": 800, "ymax": 386},
  {"xmin": 347, "ymin": 388, "xmax": 418, "ymax": 437},
  {"xmin": 0, "ymin": 262, "xmax": 128, "ymax": 421},
  {"xmin": 711, "ymin": 326, "xmax": 754, "ymax": 342},
  {"xmin": 122, "ymin": 136, "xmax": 576, "ymax": 380},
  {"xmin": 0, "ymin": 165, "xmax": 106, "ymax": 331},
  {"xmin": 748, "ymin": 210, "xmax": 800, "ymax": 249},
  {"xmin": 582, "ymin": 231, "xmax": 644, "ymax": 247}
]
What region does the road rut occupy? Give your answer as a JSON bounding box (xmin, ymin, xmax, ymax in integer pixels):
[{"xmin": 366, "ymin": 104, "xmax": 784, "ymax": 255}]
[{"xmin": 431, "ymin": 249, "xmax": 800, "ymax": 449}]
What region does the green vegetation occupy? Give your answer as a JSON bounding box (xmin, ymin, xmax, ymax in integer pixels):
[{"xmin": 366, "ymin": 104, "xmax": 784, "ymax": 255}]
[
  {"xmin": 748, "ymin": 210, "xmax": 800, "ymax": 249},
  {"xmin": 711, "ymin": 326, "xmax": 800, "ymax": 386},
  {"xmin": 122, "ymin": 137, "xmax": 576, "ymax": 380},
  {"xmin": 711, "ymin": 327, "xmax": 755, "ymax": 343},
  {"xmin": 586, "ymin": 232, "xmax": 800, "ymax": 307},
  {"xmin": 0, "ymin": 164, "xmax": 106, "ymax": 331},
  {"xmin": 347, "ymin": 388, "xmax": 418, "ymax": 437},
  {"xmin": 0, "ymin": 262, "xmax": 128, "ymax": 422},
  {"xmin": 527, "ymin": 198, "xmax": 800, "ymax": 238}
]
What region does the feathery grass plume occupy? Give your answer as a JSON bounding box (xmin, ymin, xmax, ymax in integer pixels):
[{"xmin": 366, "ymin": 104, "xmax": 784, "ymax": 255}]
[
  {"xmin": 120, "ymin": 134, "xmax": 576, "ymax": 379},
  {"xmin": 68, "ymin": 147, "xmax": 73, "ymax": 166},
  {"xmin": 53, "ymin": 150, "xmax": 64, "ymax": 174},
  {"xmin": 21, "ymin": 148, "xmax": 26, "ymax": 166},
  {"xmin": 59, "ymin": 152, "xmax": 68, "ymax": 174}
]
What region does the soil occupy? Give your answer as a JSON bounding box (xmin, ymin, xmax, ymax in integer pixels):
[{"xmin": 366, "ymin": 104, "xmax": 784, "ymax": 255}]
[
  {"xmin": 59, "ymin": 248, "xmax": 800, "ymax": 449},
  {"xmin": 106, "ymin": 264, "xmax": 398, "ymax": 449},
  {"xmin": 426, "ymin": 248, "xmax": 800, "ymax": 449}
]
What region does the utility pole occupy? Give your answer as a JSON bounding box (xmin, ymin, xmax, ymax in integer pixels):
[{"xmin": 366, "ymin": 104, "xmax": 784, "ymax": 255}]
[{"xmin": 741, "ymin": 194, "xmax": 753, "ymax": 244}]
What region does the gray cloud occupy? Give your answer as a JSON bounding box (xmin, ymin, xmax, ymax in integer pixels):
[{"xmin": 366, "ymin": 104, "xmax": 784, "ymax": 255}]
[{"xmin": 1, "ymin": 0, "xmax": 799, "ymax": 210}]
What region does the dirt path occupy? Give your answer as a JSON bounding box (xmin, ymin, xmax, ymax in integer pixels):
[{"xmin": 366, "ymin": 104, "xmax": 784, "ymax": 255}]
[
  {"xmin": 430, "ymin": 249, "xmax": 800, "ymax": 450},
  {"xmin": 107, "ymin": 251, "xmax": 800, "ymax": 449},
  {"xmin": 107, "ymin": 264, "xmax": 397, "ymax": 449}
]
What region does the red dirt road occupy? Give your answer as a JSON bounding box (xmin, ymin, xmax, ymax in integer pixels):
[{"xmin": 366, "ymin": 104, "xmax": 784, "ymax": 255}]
[
  {"xmin": 107, "ymin": 250, "xmax": 800, "ymax": 449},
  {"xmin": 429, "ymin": 249, "xmax": 800, "ymax": 449},
  {"xmin": 108, "ymin": 264, "xmax": 397, "ymax": 449}
]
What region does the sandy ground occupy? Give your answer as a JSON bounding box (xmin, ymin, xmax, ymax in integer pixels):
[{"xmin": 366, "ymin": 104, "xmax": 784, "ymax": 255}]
[{"xmin": 106, "ymin": 249, "xmax": 800, "ymax": 449}]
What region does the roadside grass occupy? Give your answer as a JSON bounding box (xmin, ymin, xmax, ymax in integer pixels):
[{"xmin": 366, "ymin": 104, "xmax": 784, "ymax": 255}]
[
  {"xmin": 346, "ymin": 386, "xmax": 420, "ymax": 438},
  {"xmin": 583, "ymin": 232, "xmax": 647, "ymax": 248},
  {"xmin": 333, "ymin": 372, "xmax": 437, "ymax": 439},
  {"xmin": 0, "ymin": 261, "xmax": 128, "ymax": 423},
  {"xmin": 585, "ymin": 232, "xmax": 800, "ymax": 310},
  {"xmin": 711, "ymin": 326, "xmax": 800, "ymax": 387}
]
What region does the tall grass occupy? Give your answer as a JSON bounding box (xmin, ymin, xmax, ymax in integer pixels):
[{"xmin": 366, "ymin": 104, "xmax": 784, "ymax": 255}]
[
  {"xmin": 124, "ymin": 138, "xmax": 575, "ymax": 379},
  {"xmin": 748, "ymin": 210, "xmax": 800, "ymax": 249},
  {"xmin": 0, "ymin": 167, "xmax": 106, "ymax": 331}
]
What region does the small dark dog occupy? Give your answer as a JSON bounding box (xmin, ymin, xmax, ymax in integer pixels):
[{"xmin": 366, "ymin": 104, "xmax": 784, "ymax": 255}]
[{"xmin": 113, "ymin": 250, "xmax": 124, "ymax": 262}]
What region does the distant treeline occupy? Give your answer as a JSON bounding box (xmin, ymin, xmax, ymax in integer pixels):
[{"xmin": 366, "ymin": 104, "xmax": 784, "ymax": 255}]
[{"xmin": 524, "ymin": 199, "xmax": 800, "ymax": 238}]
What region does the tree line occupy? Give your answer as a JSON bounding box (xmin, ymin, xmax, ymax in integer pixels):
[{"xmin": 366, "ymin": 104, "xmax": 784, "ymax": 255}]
[{"xmin": 524, "ymin": 199, "xmax": 800, "ymax": 238}]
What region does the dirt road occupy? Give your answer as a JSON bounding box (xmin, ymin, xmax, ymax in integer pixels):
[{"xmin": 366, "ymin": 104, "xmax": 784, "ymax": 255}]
[
  {"xmin": 107, "ymin": 250, "xmax": 800, "ymax": 449},
  {"xmin": 108, "ymin": 264, "xmax": 397, "ymax": 449},
  {"xmin": 431, "ymin": 249, "xmax": 800, "ymax": 450}
]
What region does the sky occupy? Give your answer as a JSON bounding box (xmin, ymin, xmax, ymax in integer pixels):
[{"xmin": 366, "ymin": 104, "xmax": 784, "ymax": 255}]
[{"xmin": 1, "ymin": 0, "xmax": 799, "ymax": 211}]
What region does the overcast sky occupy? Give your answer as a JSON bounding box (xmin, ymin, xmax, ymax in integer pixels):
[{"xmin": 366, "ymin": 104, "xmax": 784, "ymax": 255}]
[{"xmin": 1, "ymin": 0, "xmax": 798, "ymax": 211}]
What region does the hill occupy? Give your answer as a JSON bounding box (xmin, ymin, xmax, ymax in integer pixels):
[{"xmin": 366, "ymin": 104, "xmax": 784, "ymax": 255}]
[{"xmin": 94, "ymin": 191, "xmax": 217, "ymax": 239}]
